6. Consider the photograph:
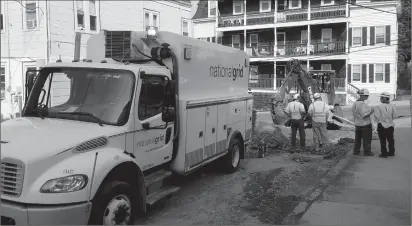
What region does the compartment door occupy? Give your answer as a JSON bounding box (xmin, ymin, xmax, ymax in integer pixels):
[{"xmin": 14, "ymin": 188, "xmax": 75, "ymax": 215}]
[
  {"xmin": 204, "ymin": 105, "xmax": 218, "ymax": 160},
  {"xmin": 245, "ymin": 99, "xmax": 253, "ymax": 141},
  {"xmin": 216, "ymin": 103, "xmax": 229, "ymax": 154},
  {"xmin": 185, "ymin": 107, "xmax": 206, "ymax": 171}
]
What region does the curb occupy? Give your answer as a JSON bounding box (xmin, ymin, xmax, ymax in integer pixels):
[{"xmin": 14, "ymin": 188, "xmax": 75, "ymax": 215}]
[{"xmin": 281, "ymin": 149, "xmax": 353, "ymax": 225}]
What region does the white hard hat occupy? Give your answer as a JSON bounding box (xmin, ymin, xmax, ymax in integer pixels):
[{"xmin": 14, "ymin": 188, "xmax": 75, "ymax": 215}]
[
  {"xmin": 313, "ymin": 93, "xmax": 321, "ymax": 99},
  {"xmin": 358, "ymin": 88, "xmax": 370, "ymax": 96},
  {"xmin": 380, "ymin": 91, "xmax": 390, "ymax": 98},
  {"xmin": 293, "ymin": 94, "xmax": 300, "ymax": 99}
]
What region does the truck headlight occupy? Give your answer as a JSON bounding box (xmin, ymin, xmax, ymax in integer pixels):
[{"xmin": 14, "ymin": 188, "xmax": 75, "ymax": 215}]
[{"xmin": 40, "ymin": 174, "xmax": 88, "ymax": 193}]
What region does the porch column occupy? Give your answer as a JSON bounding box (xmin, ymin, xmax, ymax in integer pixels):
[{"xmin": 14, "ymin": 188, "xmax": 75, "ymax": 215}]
[
  {"xmin": 345, "ymin": 0, "xmax": 349, "ymax": 17},
  {"xmin": 345, "ymin": 59, "xmax": 348, "ymax": 92},
  {"xmin": 274, "ymin": 0, "xmax": 278, "ymax": 23},
  {"xmin": 274, "ymin": 62, "xmax": 277, "ymax": 90},
  {"xmin": 215, "ymin": 0, "xmax": 218, "ymax": 41},
  {"xmin": 274, "ymin": 28, "xmax": 277, "ymax": 60},
  {"xmin": 307, "ymin": 25, "xmax": 311, "ymax": 56},
  {"xmin": 345, "ymin": 22, "xmax": 349, "ymax": 53},
  {"xmin": 308, "ymin": 0, "xmax": 311, "ymax": 20},
  {"xmin": 307, "ymin": 60, "xmax": 310, "ymax": 71},
  {"xmin": 244, "ymin": 0, "xmax": 247, "ymax": 26},
  {"xmin": 244, "ymin": 29, "xmax": 247, "ymax": 51}
]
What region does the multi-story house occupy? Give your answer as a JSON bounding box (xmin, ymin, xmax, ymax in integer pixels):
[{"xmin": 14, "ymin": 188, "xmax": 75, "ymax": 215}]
[
  {"xmin": 1, "ymin": 0, "xmax": 192, "ymax": 117},
  {"xmin": 192, "ymin": 0, "xmax": 399, "ymax": 107}
]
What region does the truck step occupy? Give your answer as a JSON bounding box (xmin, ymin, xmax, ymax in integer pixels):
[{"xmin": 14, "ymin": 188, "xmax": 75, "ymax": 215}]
[
  {"xmin": 144, "ymin": 170, "xmax": 173, "ymax": 188},
  {"xmin": 146, "ymin": 186, "xmax": 180, "ymax": 206}
]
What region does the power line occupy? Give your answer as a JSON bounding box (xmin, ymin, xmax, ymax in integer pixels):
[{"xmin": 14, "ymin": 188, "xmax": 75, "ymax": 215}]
[{"xmin": 343, "ymin": 0, "xmax": 398, "ymax": 15}]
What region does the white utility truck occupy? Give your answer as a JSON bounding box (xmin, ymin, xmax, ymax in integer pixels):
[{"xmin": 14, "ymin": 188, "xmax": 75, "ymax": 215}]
[{"xmin": 0, "ymin": 28, "xmax": 253, "ymax": 225}]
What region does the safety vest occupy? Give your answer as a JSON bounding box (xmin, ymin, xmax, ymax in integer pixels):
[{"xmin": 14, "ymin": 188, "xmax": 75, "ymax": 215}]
[{"xmin": 310, "ymin": 101, "xmax": 328, "ymax": 123}]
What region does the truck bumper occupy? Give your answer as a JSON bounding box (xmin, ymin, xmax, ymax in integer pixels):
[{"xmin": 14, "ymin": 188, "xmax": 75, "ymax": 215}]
[{"xmin": 1, "ymin": 199, "xmax": 91, "ymax": 225}]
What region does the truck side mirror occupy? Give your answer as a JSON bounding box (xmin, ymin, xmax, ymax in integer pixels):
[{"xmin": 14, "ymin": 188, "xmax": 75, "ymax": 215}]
[{"xmin": 161, "ymin": 107, "xmax": 175, "ymax": 123}]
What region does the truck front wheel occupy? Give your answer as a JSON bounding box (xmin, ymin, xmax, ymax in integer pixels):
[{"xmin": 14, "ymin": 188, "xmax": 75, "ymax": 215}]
[
  {"xmin": 88, "ymin": 181, "xmax": 137, "ymax": 225},
  {"xmin": 222, "ymin": 138, "xmax": 242, "ymax": 173}
]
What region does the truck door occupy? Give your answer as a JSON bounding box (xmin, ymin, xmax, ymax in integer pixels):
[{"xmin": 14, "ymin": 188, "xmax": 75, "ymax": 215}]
[{"xmin": 133, "ymin": 69, "xmax": 174, "ymax": 171}]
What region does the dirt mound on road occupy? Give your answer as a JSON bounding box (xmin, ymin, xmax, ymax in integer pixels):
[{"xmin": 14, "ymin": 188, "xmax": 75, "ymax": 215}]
[
  {"xmin": 311, "ymin": 137, "xmax": 354, "ymax": 159},
  {"xmin": 247, "ymin": 127, "xmax": 292, "ymax": 158}
]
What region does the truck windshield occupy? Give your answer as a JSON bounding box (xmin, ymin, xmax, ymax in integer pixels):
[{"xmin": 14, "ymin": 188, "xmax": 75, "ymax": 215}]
[{"xmin": 23, "ymin": 67, "xmax": 135, "ymax": 126}]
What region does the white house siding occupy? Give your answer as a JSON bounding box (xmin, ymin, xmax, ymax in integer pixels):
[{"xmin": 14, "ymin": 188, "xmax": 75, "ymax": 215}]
[
  {"xmin": 348, "ymin": 2, "xmax": 398, "ymax": 95},
  {"xmin": 193, "ymin": 20, "xmax": 216, "ymax": 38}
]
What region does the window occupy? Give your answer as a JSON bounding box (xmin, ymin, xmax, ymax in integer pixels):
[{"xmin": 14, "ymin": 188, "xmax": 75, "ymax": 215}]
[
  {"xmin": 75, "ymin": 0, "xmax": 99, "ymax": 32},
  {"xmin": 352, "ymin": 27, "xmax": 362, "ymax": 46},
  {"xmin": 374, "ymin": 64, "xmax": 384, "ymax": 82},
  {"xmin": 1, "ymin": 1, "xmax": 4, "ymax": 31},
  {"xmin": 250, "ymin": 34, "xmax": 258, "ymax": 47},
  {"xmin": 321, "ymin": 64, "xmax": 332, "ymax": 71},
  {"xmin": 25, "ymin": 1, "xmax": 37, "ymax": 30},
  {"xmin": 289, "ymin": 0, "xmax": 301, "ymax": 9},
  {"xmin": 321, "ymin": 28, "xmax": 332, "ymax": 43},
  {"xmin": 321, "ymin": 0, "xmax": 334, "ymax": 6},
  {"xmin": 182, "ymin": 19, "xmax": 189, "ymax": 36},
  {"xmin": 1, "ymin": 67, "xmax": 5, "ymax": 100},
  {"xmin": 233, "ymin": 1, "xmax": 244, "ymax": 15},
  {"xmin": 260, "ymin": 0, "xmax": 271, "ymax": 12},
  {"xmin": 232, "ymin": 34, "xmax": 240, "ymax": 48},
  {"xmin": 138, "ymin": 76, "xmax": 166, "ymax": 120},
  {"xmin": 144, "ymin": 10, "xmax": 160, "ymax": 30},
  {"xmin": 375, "ymin": 26, "xmax": 385, "ymax": 44},
  {"xmin": 208, "ymin": 1, "xmax": 216, "ymax": 17},
  {"xmin": 89, "ymin": 0, "xmax": 96, "ymax": 31},
  {"xmin": 301, "ymin": 30, "xmax": 308, "ymax": 44},
  {"xmin": 352, "ymin": 65, "xmax": 361, "ymax": 82}
]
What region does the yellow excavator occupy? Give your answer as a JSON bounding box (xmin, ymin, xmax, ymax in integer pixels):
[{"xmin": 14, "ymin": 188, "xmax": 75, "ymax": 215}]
[{"xmin": 270, "ymin": 59, "xmax": 354, "ymax": 130}]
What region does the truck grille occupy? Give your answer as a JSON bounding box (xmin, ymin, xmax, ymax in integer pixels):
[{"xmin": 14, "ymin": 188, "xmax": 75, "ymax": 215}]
[
  {"xmin": 105, "ymin": 30, "xmax": 131, "ymax": 60},
  {"xmin": 0, "ymin": 159, "xmax": 25, "ymax": 197}
]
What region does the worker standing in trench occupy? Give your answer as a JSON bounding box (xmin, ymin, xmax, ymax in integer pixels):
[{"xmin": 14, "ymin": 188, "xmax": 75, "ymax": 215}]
[
  {"xmin": 352, "ymin": 89, "xmax": 375, "ymax": 156},
  {"xmin": 284, "ymin": 93, "xmax": 306, "ymax": 149},
  {"xmin": 308, "ymin": 93, "xmax": 332, "ymax": 152}
]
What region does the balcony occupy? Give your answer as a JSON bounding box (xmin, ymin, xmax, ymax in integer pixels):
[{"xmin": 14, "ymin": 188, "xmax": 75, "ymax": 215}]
[
  {"xmin": 245, "ymin": 44, "xmax": 274, "ymax": 58},
  {"xmin": 276, "ymin": 40, "xmax": 346, "ymax": 57},
  {"xmin": 248, "ymin": 77, "xmax": 346, "ymax": 92},
  {"xmin": 310, "ymin": 4, "xmax": 346, "ymax": 20},
  {"xmin": 277, "ymin": 8, "xmax": 308, "ymax": 23},
  {"xmin": 246, "ymin": 11, "xmax": 275, "ymax": 26},
  {"xmin": 218, "ymin": 14, "xmax": 244, "ymax": 28}
]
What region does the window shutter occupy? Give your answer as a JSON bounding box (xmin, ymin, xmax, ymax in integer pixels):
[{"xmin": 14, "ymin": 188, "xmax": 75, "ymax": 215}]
[
  {"xmin": 369, "ymin": 64, "xmax": 374, "ymax": 83},
  {"xmin": 347, "ymin": 64, "xmax": 351, "ymax": 83},
  {"xmin": 362, "ymin": 64, "xmax": 367, "ymax": 83},
  {"xmin": 370, "ymin": 27, "xmax": 375, "ymax": 46},
  {"xmin": 362, "ymin": 27, "xmax": 367, "ymax": 46},
  {"xmin": 384, "ymin": 63, "xmax": 390, "ymax": 83},
  {"xmin": 348, "ymin": 28, "xmax": 352, "ymax": 47},
  {"xmin": 385, "ymin": 25, "xmax": 391, "ymax": 45}
]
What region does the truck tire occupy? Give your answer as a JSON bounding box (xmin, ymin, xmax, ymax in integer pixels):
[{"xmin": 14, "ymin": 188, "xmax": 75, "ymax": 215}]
[
  {"xmin": 88, "ymin": 181, "xmax": 137, "ymax": 225},
  {"xmin": 222, "ymin": 138, "xmax": 242, "ymax": 174}
]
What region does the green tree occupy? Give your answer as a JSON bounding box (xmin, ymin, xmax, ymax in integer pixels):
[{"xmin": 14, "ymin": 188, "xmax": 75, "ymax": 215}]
[{"xmin": 397, "ymin": 0, "xmax": 411, "ymax": 89}]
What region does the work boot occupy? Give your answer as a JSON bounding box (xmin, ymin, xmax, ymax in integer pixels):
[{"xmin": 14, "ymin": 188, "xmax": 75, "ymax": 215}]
[
  {"xmin": 353, "ymin": 151, "xmax": 360, "ymax": 156},
  {"xmin": 364, "ymin": 151, "xmax": 374, "ymax": 156},
  {"xmin": 387, "ymin": 152, "xmax": 395, "ymax": 157}
]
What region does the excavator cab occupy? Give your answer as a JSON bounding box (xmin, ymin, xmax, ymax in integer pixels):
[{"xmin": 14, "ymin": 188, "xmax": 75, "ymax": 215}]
[{"xmin": 308, "ymin": 70, "xmax": 336, "ymax": 105}]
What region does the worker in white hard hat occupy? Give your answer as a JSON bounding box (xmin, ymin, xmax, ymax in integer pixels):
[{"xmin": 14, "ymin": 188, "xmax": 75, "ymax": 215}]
[
  {"xmin": 352, "ymin": 88, "xmax": 375, "ymax": 156},
  {"xmin": 284, "ymin": 93, "xmax": 306, "ymax": 149},
  {"xmin": 371, "ymin": 91, "xmax": 397, "ymax": 158},
  {"xmin": 308, "ymin": 93, "xmax": 332, "ymax": 152}
]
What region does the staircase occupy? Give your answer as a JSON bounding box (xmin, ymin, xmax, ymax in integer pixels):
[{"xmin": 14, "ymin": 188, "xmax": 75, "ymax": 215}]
[{"xmin": 346, "ymin": 83, "xmax": 360, "ymax": 105}]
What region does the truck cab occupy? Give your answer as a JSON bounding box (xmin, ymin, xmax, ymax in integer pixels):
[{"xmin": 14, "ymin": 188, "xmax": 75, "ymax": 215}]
[{"xmin": 1, "ymin": 28, "xmax": 253, "ymax": 225}]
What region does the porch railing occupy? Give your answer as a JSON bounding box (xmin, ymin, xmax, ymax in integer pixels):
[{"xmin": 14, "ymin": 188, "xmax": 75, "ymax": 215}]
[
  {"xmin": 249, "ymin": 78, "xmax": 275, "ymax": 89},
  {"xmin": 311, "ymin": 4, "xmax": 346, "ymax": 20},
  {"xmin": 334, "ymin": 78, "xmax": 346, "ymax": 91},
  {"xmin": 276, "ymin": 43, "xmax": 309, "ymax": 57},
  {"xmin": 245, "ymin": 44, "xmax": 274, "ymax": 58},
  {"xmin": 246, "ymin": 11, "xmax": 275, "ymax": 25},
  {"xmin": 277, "ymin": 8, "xmax": 308, "ymax": 23},
  {"xmin": 311, "ymin": 40, "xmax": 346, "ymax": 55},
  {"xmin": 249, "ymin": 77, "xmax": 346, "ymax": 91},
  {"xmin": 218, "ymin": 14, "xmax": 244, "ymax": 27}
]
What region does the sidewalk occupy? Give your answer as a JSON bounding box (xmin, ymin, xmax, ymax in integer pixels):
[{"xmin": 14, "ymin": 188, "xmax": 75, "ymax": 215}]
[{"xmin": 299, "ymin": 118, "xmax": 411, "ymax": 225}]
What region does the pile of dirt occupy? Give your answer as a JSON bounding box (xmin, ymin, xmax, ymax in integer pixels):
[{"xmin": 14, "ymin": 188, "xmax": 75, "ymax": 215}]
[
  {"xmin": 247, "ymin": 127, "xmax": 292, "ymax": 158},
  {"xmin": 311, "ymin": 137, "xmax": 354, "ymax": 159}
]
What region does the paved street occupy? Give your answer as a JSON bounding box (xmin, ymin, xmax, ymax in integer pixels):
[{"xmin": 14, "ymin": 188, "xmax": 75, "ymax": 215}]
[{"xmin": 299, "ymin": 117, "xmax": 411, "ymax": 225}]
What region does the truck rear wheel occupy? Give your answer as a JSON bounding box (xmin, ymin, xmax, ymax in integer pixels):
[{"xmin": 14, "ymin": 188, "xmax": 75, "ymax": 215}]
[
  {"xmin": 222, "ymin": 138, "xmax": 242, "ymax": 174},
  {"xmin": 88, "ymin": 181, "xmax": 136, "ymax": 225}
]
